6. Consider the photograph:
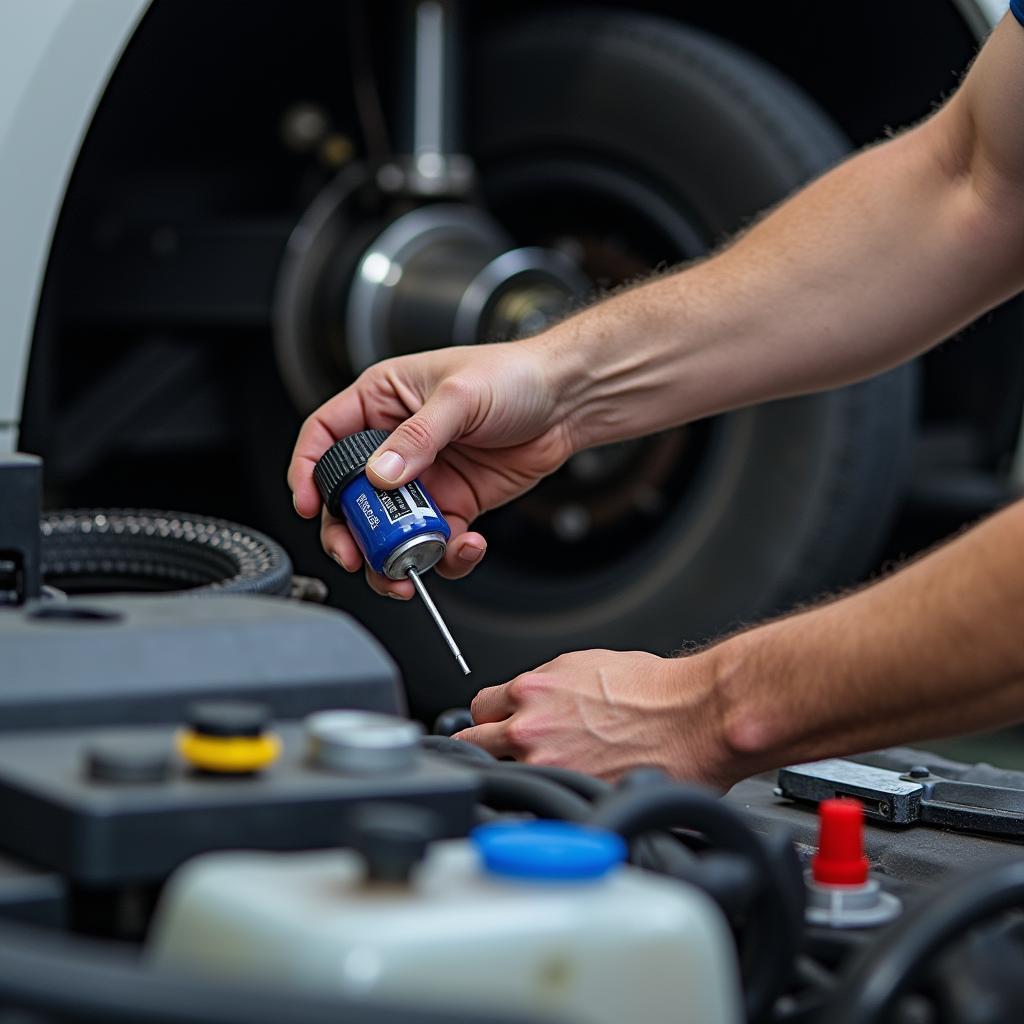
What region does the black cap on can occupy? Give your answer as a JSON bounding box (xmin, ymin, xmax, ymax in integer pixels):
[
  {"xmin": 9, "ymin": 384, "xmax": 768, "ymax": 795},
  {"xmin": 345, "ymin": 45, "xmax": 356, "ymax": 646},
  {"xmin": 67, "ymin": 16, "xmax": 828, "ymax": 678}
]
[{"xmin": 314, "ymin": 429, "xmax": 391, "ymax": 518}]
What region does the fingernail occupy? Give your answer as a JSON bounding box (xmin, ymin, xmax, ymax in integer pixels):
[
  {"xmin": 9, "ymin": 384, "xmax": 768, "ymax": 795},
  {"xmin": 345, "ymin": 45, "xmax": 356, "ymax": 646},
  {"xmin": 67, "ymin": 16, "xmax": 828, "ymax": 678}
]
[
  {"xmin": 459, "ymin": 543, "xmax": 486, "ymax": 563},
  {"xmin": 292, "ymin": 493, "xmax": 300, "ymax": 515},
  {"xmin": 387, "ymin": 592, "xmax": 408, "ymax": 601},
  {"xmin": 369, "ymin": 450, "xmax": 405, "ymax": 483},
  {"xmin": 331, "ymin": 551, "xmax": 349, "ymax": 571}
]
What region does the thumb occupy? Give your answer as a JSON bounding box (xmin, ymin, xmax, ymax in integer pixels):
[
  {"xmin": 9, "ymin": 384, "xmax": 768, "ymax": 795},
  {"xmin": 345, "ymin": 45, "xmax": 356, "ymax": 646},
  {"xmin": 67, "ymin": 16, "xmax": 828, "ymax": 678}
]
[{"xmin": 366, "ymin": 380, "xmax": 472, "ymax": 488}]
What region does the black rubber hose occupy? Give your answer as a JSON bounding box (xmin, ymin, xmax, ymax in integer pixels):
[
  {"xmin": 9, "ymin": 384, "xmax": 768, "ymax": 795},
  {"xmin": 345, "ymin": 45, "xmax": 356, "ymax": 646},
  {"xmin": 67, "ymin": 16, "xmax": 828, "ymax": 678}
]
[
  {"xmin": 492, "ymin": 762, "xmax": 611, "ymax": 802},
  {"xmin": 426, "ymin": 753, "xmax": 700, "ymax": 878},
  {"xmin": 420, "ymin": 735, "xmax": 497, "ymax": 764},
  {"xmin": 478, "ymin": 768, "xmax": 592, "ymax": 821},
  {"xmin": 0, "ymin": 922, "xmax": 528, "ymax": 1024},
  {"xmin": 420, "ymin": 749, "xmax": 700, "ymax": 881},
  {"xmin": 40, "ymin": 509, "xmax": 293, "ymax": 597},
  {"xmin": 828, "ymin": 858, "xmax": 1024, "ymax": 1024},
  {"xmin": 591, "ymin": 782, "xmax": 802, "ymax": 1023}
]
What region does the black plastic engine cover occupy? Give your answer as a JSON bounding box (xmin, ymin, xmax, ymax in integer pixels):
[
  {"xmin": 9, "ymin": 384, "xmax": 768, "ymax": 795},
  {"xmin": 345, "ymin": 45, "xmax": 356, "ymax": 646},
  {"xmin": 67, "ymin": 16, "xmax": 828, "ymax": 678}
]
[
  {"xmin": 0, "ymin": 721, "xmax": 480, "ymax": 885},
  {"xmin": 0, "ymin": 594, "xmax": 403, "ymax": 729}
]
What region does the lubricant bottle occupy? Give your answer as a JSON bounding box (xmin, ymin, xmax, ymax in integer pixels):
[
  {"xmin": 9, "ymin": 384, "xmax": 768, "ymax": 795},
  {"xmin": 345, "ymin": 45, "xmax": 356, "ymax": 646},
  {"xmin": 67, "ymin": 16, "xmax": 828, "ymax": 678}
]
[{"xmin": 148, "ymin": 811, "xmax": 741, "ymax": 1024}]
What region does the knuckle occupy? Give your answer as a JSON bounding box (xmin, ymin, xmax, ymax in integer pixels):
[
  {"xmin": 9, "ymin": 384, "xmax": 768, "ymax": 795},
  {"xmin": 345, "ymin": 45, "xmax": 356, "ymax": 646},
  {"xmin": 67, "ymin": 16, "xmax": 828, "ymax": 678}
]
[
  {"xmin": 504, "ymin": 717, "xmax": 533, "ymax": 751},
  {"xmin": 506, "ymin": 674, "xmax": 542, "ymax": 703}
]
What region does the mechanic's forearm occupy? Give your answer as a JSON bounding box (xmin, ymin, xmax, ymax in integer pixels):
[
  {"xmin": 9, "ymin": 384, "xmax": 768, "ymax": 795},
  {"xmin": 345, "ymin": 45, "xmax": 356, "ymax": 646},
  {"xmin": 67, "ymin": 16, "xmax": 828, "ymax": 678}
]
[
  {"xmin": 705, "ymin": 499, "xmax": 1024, "ymax": 781},
  {"xmin": 543, "ymin": 40, "xmax": 1024, "ymax": 449}
]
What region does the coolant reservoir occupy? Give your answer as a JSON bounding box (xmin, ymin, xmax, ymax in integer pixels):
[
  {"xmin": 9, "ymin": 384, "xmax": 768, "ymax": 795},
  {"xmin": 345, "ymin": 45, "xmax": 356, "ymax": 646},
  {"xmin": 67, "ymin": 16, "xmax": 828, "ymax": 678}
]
[{"xmin": 148, "ymin": 819, "xmax": 741, "ymax": 1024}]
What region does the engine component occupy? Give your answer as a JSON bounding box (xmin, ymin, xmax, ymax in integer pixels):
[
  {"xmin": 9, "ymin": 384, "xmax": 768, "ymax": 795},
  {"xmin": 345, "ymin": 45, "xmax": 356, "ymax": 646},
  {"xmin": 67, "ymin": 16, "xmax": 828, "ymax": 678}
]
[
  {"xmin": 0, "ymin": 592, "xmax": 402, "ymax": 730},
  {"xmin": 804, "ymin": 798, "xmax": 901, "ymax": 929},
  {"xmin": 591, "ymin": 777, "xmax": 803, "ymax": 1022},
  {"xmin": 315, "ymin": 429, "xmax": 470, "ymax": 674},
  {"xmin": 827, "ymin": 858, "xmax": 1024, "ymax": 1024},
  {"xmin": 0, "ymin": 854, "xmax": 65, "ymax": 929},
  {"xmin": 778, "ymin": 757, "xmax": 1024, "ymax": 837},
  {"xmin": 175, "ymin": 701, "xmax": 282, "ymax": 775},
  {"xmin": 307, "ymin": 710, "xmax": 424, "ymax": 775},
  {"xmin": 40, "ymin": 508, "xmax": 293, "ymax": 596},
  {"xmin": 0, "ymin": 454, "xmax": 42, "ymax": 606},
  {"xmin": 725, "ymin": 765, "xmax": 1024, "ymax": 886},
  {"xmin": 148, "ymin": 818, "xmax": 741, "ymax": 1024},
  {"xmin": 0, "ymin": 713, "xmax": 478, "ymax": 886}
]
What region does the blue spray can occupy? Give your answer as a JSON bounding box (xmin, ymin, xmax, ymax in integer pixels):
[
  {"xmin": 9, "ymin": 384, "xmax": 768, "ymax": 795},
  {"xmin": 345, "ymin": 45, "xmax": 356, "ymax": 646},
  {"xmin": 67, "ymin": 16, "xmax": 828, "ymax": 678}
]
[{"xmin": 314, "ymin": 429, "xmax": 468, "ymax": 674}]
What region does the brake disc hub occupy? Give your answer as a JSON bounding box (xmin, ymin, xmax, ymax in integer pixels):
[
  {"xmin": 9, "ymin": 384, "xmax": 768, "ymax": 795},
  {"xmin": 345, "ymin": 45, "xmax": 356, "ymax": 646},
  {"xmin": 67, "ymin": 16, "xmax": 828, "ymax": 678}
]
[
  {"xmin": 273, "ymin": 176, "xmax": 589, "ymax": 410},
  {"xmin": 346, "ymin": 203, "xmax": 588, "ymax": 373}
]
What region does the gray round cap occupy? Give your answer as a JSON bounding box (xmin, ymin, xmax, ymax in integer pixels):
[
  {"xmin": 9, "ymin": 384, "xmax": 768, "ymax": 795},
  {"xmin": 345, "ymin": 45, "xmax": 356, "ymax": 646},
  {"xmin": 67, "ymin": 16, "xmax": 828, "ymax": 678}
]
[{"xmin": 306, "ymin": 711, "xmax": 424, "ymax": 774}]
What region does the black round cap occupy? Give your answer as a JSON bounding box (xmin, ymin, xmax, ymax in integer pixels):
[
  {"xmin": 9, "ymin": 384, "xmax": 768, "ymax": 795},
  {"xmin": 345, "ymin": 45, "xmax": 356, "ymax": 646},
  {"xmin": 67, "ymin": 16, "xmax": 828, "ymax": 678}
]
[
  {"xmin": 432, "ymin": 707, "xmax": 474, "ymax": 737},
  {"xmin": 346, "ymin": 802, "xmax": 441, "ymax": 884},
  {"xmin": 186, "ymin": 700, "xmax": 270, "ymax": 738},
  {"xmin": 314, "ymin": 429, "xmax": 391, "ymax": 517},
  {"xmin": 86, "ymin": 739, "xmax": 172, "ymax": 784}
]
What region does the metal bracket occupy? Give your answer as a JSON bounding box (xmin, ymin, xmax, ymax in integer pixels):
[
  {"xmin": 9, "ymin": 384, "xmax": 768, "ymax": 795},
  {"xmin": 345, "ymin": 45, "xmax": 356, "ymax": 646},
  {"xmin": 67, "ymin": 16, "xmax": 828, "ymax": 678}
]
[{"xmin": 0, "ymin": 454, "xmax": 42, "ymax": 605}]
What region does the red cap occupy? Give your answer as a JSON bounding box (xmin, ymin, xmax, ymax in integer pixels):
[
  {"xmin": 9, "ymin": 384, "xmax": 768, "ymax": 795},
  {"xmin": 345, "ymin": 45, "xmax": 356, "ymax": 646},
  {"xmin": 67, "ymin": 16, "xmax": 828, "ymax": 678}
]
[{"xmin": 811, "ymin": 798, "xmax": 870, "ymax": 886}]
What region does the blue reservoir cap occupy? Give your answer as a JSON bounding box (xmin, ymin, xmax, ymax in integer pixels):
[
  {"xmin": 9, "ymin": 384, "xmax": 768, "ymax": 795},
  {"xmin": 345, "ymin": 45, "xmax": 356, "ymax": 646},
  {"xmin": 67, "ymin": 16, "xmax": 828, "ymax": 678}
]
[{"xmin": 472, "ymin": 822, "xmax": 627, "ymax": 881}]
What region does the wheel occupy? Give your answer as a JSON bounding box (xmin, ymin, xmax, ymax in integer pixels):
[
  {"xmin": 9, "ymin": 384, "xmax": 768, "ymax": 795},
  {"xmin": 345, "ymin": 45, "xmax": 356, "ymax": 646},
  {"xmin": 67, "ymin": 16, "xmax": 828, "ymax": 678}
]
[
  {"xmin": 381, "ymin": 10, "xmax": 915, "ymax": 715},
  {"xmin": 24, "ymin": 5, "xmax": 916, "ymax": 721}
]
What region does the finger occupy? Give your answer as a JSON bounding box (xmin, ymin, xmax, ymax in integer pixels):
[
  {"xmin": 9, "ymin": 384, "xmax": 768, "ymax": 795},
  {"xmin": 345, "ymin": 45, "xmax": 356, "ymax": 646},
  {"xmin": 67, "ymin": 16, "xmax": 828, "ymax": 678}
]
[
  {"xmin": 364, "ymin": 565, "xmax": 415, "ymax": 601},
  {"xmin": 470, "ymin": 682, "xmax": 515, "ymax": 724},
  {"xmin": 287, "ymin": 388, "xmax": 368, "ymax": 517},
  {"xmin": 319, "ymin": 509, "xmax": 362, "ymax": 572},
  {"xmin": 365, "ymin": 379, "xmax": 474, "ymax": 489},
  {"xmin": 452, "ymin": 722, "xmax": 520, "ymax": 759},
  {"xmin": 435, "ymin": 531, "xmax": 487, "ymax": 580}
]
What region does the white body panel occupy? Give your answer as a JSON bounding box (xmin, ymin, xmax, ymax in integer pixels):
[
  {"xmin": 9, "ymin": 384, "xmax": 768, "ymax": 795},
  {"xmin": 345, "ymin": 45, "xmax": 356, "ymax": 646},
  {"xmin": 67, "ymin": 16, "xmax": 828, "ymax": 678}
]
[
  {"xmin": 0, "ymin": 0, "xmax": 150, "ymax": 452},
  {"xmin": 149, "ymin": 842, "xmax": 742, "ymax": 1024}
]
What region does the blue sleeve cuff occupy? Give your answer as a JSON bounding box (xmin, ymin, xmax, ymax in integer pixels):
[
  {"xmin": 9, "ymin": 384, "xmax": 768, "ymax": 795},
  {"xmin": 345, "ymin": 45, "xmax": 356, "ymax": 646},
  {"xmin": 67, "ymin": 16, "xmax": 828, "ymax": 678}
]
[{"xmin": 1012, "ymin": 0, "xmax": 1024, "ymax": 27}]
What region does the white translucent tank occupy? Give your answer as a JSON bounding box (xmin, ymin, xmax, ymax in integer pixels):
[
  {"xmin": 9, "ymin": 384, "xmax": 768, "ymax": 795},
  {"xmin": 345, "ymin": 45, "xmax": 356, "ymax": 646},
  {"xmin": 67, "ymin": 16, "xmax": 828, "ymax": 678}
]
[{"xmin": 148, "ymin": 821, "xmax": 741, "ymax": 1024}]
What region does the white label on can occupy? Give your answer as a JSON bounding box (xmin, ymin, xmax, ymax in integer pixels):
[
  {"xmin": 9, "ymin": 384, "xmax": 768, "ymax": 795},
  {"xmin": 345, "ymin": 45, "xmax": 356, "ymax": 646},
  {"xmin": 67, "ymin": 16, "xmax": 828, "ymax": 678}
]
[{"xmin": 375, "ymin": 483, "xmax": 437, "ymax": 525}]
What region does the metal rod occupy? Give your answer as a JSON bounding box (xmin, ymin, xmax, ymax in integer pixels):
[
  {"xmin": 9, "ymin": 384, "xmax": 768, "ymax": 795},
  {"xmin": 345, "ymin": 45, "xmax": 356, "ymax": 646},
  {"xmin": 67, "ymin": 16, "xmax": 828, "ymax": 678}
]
[
  {"xmin": 413, "ymin": 0, "xmax": 445, "ymax": 158},
  {"xmin": 407, "ymin": 567, "xmax": 471, "ymax": 675}
]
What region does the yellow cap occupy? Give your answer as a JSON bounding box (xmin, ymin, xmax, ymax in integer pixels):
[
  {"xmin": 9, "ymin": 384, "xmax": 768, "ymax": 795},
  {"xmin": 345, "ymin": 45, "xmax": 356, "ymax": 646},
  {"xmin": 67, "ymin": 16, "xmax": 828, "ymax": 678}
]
[{"xmin": 175, "ymin": 729, "xmax": 281, "ymax": 774}]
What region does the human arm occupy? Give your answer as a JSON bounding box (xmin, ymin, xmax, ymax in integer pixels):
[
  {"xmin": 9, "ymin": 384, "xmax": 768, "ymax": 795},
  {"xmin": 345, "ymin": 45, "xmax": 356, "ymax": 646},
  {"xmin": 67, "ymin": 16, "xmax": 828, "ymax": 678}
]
[
  {"xmin": 541, "ymin": 13, "xmax": 1024, "ymax": 451},
  {"xmin": 288, "ymin": 15, "xmax": 1024, "ymax": 594},
  {"xmin": 456, "ymin": 499, "xmax": 1024, "ymax": 786}
]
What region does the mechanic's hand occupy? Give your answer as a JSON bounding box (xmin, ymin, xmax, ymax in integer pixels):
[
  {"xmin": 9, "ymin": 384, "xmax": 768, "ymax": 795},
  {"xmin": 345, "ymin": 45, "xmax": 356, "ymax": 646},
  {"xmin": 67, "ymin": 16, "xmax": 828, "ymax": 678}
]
[
  {"xmin": 453, "ymin": 649, "xmax": 733, "ymax": 788},
  {"xmin": 287, "ymin": 340, "xmax": 576, "ymax": 598}
]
